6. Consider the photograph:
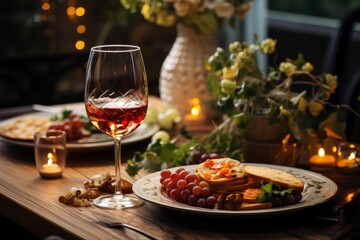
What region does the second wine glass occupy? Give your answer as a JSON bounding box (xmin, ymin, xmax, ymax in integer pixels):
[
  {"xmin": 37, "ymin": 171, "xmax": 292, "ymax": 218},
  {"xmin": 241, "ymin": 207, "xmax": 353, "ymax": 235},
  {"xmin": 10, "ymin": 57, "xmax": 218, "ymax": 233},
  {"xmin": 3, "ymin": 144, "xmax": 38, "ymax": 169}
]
[{"xmin": 84, "ymin": 45, "xmax": 148, "ymax": 209}]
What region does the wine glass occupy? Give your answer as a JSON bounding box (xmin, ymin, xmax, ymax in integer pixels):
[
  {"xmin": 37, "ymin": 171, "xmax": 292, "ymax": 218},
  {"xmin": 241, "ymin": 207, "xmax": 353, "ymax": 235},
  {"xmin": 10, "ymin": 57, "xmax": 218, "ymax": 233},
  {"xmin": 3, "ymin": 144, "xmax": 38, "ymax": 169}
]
[{"xmin": 84, "ymin": 45, "xmax": 148, "ymax": 209}]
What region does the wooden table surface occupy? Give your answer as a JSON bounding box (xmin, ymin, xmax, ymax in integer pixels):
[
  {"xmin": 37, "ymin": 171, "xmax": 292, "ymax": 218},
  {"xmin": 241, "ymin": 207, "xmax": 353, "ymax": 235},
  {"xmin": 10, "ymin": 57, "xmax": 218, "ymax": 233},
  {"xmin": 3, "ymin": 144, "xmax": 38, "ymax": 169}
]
[{"xmin": 1, "ymin": 97, "xmax": 360, "ymax": 240}]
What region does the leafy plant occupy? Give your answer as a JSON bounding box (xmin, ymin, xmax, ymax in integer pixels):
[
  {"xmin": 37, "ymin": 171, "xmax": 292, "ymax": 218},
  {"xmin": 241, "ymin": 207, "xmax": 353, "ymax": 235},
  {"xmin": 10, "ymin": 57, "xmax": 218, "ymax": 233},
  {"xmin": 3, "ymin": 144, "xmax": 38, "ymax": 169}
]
[
  {"xmin": 125, "ymin": 37, "xmax": 355, "ymax": 176},
  {"xmin": 206, "ymin": 37, "xmax": 347, "ymax": 149}
]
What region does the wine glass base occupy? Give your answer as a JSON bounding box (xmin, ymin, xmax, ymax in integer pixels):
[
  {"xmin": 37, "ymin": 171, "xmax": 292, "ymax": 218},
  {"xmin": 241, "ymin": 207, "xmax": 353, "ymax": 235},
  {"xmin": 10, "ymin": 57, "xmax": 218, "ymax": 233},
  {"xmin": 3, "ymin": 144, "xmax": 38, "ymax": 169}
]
[{"xmin": 93, "ymin": 194, "xmax": 144, "ymax": 209}]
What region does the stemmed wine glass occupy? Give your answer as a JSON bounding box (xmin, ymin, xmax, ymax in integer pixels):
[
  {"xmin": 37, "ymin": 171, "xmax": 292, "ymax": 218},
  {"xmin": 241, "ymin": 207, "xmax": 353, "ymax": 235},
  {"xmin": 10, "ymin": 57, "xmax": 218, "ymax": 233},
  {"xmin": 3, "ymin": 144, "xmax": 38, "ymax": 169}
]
[{"xmin": 84, "ymin": 45, "xmax": 148, "ymax": 209}]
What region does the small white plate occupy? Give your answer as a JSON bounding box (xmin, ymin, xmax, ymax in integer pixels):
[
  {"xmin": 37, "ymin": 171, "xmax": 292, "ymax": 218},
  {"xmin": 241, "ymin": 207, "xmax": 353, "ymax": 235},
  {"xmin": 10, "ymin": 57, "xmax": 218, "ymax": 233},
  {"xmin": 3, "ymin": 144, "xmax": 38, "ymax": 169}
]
[{"xmin": 132, "ymin": 163, "xmax": 338, "ymax": 218}]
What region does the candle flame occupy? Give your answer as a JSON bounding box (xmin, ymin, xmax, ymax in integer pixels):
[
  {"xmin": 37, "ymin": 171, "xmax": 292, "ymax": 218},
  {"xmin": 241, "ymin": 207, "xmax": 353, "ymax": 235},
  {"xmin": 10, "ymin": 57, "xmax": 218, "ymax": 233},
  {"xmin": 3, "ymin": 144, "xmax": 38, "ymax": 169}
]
[
  {"xmin": 191, "ymin": 106, "xmax": 200, "ymax": 116},
  {"xmin": 318, "ymin": 148, "xmax": 325, "ymax": 157},
  {"xmin": 47, "ymin": 153, "xmax": 54, "ymax": 166},
  {"xmin": 348, "ymin": 152, "xmax": 356, "ymax": 160},
  {"xmin": 332, "ymin": 146, "xmax": 337, "ymax": 153},
  {"xmin": 190, "ymin": 98, "xmax": 201, "ymax": 117},
  {"xmin": 349, "ymin": 144, "xmax": 356, "ymax": 149},
  {"xmin": 191, "ymin": 98, "xmax": 200, "ymax": 105}
]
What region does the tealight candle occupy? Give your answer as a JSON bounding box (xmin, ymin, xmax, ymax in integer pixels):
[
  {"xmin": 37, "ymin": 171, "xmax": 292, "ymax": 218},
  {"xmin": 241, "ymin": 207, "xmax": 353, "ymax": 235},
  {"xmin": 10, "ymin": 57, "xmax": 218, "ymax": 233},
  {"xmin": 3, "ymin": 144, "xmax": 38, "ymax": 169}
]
[
  {"xmin": 309, "ymin": 148, "xmax": 336, "ymax": 167},
  {"xmin": 39, "ymin": 153, "xmax": 63, "ymax": 178},
  {"xmin": 184, "ymin": 98, "xmax": 205, "ymax": 124},
  {"xmin": 337, "ymin": 142, "xmax": 360, "ymax": 173},
  {"xmin": 34, "ymin": 130, "xmax": 67, "ymax": 179}
]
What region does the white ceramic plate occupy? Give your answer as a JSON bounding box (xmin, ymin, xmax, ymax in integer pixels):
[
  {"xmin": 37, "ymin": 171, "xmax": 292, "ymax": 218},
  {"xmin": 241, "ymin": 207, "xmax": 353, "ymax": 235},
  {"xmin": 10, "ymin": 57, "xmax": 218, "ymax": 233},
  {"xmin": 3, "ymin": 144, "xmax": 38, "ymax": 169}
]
[
  {"xmin": 0, "ymin": 103, "xmax": 159, "ymax": 151},
  {"xmin": 132, "ymin": 163, "xmax": 338, "ymax": 218}
]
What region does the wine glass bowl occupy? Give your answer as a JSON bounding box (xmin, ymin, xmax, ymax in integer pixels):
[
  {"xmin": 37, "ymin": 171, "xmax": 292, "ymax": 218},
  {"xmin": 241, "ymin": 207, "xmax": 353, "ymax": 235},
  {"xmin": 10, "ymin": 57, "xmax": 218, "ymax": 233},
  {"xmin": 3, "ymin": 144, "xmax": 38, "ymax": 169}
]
[{"xmin": 84, "ymin": 45, "xmax": 148, "ymax": 209}]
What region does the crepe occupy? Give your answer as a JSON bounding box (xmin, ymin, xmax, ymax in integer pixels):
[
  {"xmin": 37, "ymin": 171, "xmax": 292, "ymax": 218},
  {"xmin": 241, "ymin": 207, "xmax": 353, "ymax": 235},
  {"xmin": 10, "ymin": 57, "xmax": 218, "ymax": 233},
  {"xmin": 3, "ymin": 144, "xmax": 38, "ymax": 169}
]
[{"xmin": 0, "ymin": 116, "xmax": 53, "ymax": 141}]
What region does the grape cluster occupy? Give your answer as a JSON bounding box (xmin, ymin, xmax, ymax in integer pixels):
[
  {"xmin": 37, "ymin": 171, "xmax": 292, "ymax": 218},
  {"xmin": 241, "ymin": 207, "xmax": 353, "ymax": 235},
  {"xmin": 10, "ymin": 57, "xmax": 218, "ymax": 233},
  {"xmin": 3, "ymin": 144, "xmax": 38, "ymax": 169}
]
[
  {"xmin": 143, "ymin": 107, "xmax": 180, "ymax": 130},
  {"xmin": 160, "ymin": 168, "xmax": 217, "ymax": 208},
  {"xmin": 190, "ymin": 149, "xmax": 221, "ymax": 164},
  {"xmin": 48, "ymin": 113, "xmax": 86, "ymax": 140},
  {"xmin": 271, "ymin": 191, "xmax": 302, "ymax": 207}
]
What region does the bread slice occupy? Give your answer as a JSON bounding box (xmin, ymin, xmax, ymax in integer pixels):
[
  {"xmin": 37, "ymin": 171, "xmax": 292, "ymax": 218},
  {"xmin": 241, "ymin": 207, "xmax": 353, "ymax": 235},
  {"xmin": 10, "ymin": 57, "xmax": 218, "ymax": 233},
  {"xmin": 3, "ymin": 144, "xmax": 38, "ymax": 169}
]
[
  {"xmin": 243, "ymin": 166, "xmax": 304, "ymax": 192},
  {"xmin": 196, "ymin": 158, "xmax": 246, "ymax": 184},
  {"xmin": 239, "ymin": 202, "xmax": 272, "ymax": 210},
  {"xmin": 210, "ymin": 179, "xmax": 260, "ymax": 192}
]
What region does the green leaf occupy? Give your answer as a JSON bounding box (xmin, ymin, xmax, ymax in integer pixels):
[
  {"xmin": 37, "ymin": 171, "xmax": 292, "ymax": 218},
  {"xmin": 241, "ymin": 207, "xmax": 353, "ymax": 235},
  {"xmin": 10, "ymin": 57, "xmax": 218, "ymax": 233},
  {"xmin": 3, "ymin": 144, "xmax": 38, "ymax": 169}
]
[
  {"xmin": 126, "ymin": 152, "xmax": 144, "ymax": 177},
  {"xmin": 258, "ymin": 182, "xmax": 273, "ymax": 203}
]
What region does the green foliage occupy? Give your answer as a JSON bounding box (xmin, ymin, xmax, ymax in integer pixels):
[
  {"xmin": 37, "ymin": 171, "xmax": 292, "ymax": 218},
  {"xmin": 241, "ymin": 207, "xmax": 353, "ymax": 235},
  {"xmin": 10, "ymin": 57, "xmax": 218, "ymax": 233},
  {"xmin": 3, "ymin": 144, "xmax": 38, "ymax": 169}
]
[
  {"xmin": 206, "ymin": 37, "xmax": 347, "ymax": 148},
  {"xmin": 258, "ymin": 182, "xmax": 293, "ymax": 203}
]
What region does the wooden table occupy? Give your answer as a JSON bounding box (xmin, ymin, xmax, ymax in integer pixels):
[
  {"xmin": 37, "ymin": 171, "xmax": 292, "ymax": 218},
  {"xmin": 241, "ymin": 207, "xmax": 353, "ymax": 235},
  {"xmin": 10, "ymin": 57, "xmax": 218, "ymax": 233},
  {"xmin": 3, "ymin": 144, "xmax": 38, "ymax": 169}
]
[{"xmin": 1, "ymin": 99, "xmax": 360, "ymax": 240}]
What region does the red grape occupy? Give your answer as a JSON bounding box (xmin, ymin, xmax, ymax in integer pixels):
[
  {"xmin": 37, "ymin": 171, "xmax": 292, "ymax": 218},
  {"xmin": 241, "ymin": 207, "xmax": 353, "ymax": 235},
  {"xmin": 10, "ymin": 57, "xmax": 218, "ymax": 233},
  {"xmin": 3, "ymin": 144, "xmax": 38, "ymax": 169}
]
[
  {"xmin": 162, "ymin": 178, "xmax": 171, "ymax": 188},
  {"xmin": 206, "ymin": 196, "xmax": 217, "ymax": 208},
  {"xmin": 197, "ymin": 198, "xmax": 207, "ymax": 208},
  {"xmin": 184, "ymin": 173, "xmax": 198, "ymax": 183},
  {"xmin": 187, "ymin": 194, "xmax": 198, "ymax": 206},
  {"xmin": 160, "ymin": 170, "xmax": 171, "ymax": 179},
  {"xmin": 201, "ymin": 187, "xmax": 211, "ymax": 198},
  {"xmin": 175, "ymin": 167, "xmax": 185, "ymax": 174},
  {"xmin": 180, "ymin": 189, "xmax": 191, "ymax": 201},
  {"xmin": 170, "ymin": 173, "xmax": 181, "ymax": 184},
  {"xmin": 200, "ymin": 153, "xmax": 210, "ymax": 163},
  {"xmin": 170, "ymin": 188, "xmax": 180, "ymax": 201},
  {"xmin": 191, "ymin": 149, "xmax": 203, "ymax": 163},
  {"xmin": 179, "ymin": 170, "xmax": 189, "ymax": 179},
  {"xmin": 192, "ymin": 186, "xmax": 202, "ymax": 196},
  {"xmin": 177, "ymin": 179, "xmax": 188, "ymax": 190}
]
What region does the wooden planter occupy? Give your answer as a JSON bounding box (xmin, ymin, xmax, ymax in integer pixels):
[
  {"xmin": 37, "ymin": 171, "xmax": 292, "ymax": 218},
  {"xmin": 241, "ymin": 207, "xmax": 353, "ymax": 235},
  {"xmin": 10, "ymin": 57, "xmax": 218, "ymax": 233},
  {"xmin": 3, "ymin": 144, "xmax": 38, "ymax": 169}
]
[{"xmin": 243, "ymin": 114, "xmax": 288, "ymax": 164}]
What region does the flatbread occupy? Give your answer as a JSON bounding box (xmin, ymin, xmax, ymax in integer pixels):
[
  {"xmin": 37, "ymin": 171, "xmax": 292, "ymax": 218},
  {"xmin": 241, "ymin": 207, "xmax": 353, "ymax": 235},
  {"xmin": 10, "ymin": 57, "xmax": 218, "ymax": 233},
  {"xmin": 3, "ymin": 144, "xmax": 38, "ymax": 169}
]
[
  {"xmin": 243, "ymin": 165, "xmax": 305, "ymax": 192},
  {"xmin": 0, "ymin": 116, "xmax": 53, "ymax": 141}
]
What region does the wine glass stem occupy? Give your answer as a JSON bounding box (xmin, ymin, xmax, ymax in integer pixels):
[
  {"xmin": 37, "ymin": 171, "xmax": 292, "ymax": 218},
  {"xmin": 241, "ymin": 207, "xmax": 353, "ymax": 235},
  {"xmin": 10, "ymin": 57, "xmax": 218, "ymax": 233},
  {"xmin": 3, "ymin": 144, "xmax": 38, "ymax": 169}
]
[{"xmin": 114, "ymin": 137, "xmax": 123, "ymax": 197}]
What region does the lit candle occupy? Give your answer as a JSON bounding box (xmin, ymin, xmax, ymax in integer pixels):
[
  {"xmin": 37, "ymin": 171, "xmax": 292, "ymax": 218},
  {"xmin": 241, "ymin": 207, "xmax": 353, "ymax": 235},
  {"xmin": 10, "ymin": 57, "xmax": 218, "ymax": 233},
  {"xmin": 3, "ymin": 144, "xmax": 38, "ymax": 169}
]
[
  {"xmin": 39, "ymin": 153, "xmax": 63, "ymax": 178},
  {"xmin": 184, "ymin": 98, "xmax": 204, "ymax": 123},
  {"xmin": 309, "ymin": 148, "xmax": 336, "ymax": 167},
  {"xmin": 337, "ymin": 152, "xmax": 359, "ymax": 168}
]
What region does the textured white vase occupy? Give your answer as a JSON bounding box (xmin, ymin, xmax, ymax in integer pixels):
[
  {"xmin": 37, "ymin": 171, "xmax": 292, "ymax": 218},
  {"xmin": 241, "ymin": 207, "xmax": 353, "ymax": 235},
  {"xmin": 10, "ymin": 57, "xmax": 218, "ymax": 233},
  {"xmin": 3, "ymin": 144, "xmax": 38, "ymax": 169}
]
[{"xmin": 159, "ymin": 24, "xmax": 217, "ymax": 120}]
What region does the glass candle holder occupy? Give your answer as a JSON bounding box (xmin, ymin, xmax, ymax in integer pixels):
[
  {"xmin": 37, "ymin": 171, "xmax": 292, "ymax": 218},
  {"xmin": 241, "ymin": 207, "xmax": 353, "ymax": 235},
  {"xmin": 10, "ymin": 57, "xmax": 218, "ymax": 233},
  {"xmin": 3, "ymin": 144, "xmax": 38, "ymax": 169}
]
[
  {"xmin": 34, "ymin": 130, "xmax": 67, "ymax": 179},
  {"xmin": 337, "ymin": 142, "xmax": 360, "ymax": 174},
  {"xmin": 308, "ymin": 138, "xmax": 338, "ymax": 171}
]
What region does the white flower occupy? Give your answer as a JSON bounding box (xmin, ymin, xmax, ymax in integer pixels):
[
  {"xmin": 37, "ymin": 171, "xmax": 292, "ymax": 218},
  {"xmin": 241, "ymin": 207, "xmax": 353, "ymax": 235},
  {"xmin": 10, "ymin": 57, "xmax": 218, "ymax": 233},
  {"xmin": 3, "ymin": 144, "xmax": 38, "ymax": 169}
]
[{"xmin": 248, "ymin": 44, "xmax": 259, "ymax": 54}]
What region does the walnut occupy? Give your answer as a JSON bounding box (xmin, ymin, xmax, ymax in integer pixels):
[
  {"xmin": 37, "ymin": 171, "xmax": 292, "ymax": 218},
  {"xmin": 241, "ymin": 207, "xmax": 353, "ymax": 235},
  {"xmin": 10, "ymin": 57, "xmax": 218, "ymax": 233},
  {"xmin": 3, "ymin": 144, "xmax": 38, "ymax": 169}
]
[
  {"xmin": 70, "ymin": 187, "xmax": 89, "ymax": 199},
  {"xmin": 101, "ymin": 177, "xmax": 133, "ymax": 194},
  {"xmin": 217, "ymin": 192, "xmax": 243, "ymax": 210},
  {"xmin": 71, "ymin": 197, "xmax": 92, "ymax": 207},
  {"xmin": 87, "ymin": 188, "xmax": 101, "ymax": 199},
  {"xmin": 90, "ymin": 171, "xmax": 111, "ymax": 190},
  {"xmin": 58, "ymin": 192, "xmax": 75, "ymax": 205},
  {"xmin": 58, "ymin": 171, "xmax": 133, "ymax": 207}
]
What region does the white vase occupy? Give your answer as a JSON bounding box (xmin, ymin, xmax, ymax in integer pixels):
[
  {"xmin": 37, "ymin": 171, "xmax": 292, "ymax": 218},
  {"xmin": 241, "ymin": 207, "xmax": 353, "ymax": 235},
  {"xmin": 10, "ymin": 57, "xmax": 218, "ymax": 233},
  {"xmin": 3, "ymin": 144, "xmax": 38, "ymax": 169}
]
[{"xmin": 159, "ymin": 24, "xmax": 217, "ymax": 121}]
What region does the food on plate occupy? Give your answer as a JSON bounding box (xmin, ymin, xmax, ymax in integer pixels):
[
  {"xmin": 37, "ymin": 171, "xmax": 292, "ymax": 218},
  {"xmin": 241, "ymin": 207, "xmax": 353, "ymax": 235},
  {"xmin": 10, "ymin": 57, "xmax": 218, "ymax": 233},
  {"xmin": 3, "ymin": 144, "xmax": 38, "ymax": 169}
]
[
  {"xmin": 160, "ymin": 168, "xmax": 218, "ymax": 209},
  {"xmin": 0, "ymin": 110, "xmax": 93, "ymax": 141},
  {"xmin": 48, "ymin": 110, "xmax": 92, "ymax": 141},
  {"xmin": 196, "ymin": 158, "xmax": 260, "ymax": 192},
  {"xmin": 196, "ymin": 158, "xmax": 246, "ymax": 183},
  {"xmin": 159, "ymin": 158, "xmax": 305, "ymax": 211},
  {"xmin": 58, "ymin": 171, "xmax": 133, "ymax": 207},
  {"xmin": 243, "ymin": 165, "xmax": 304, "ymax": 192},
  {"xmin": 0, "ymin": 116, "xmax": 53, "ymax": 140}
]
